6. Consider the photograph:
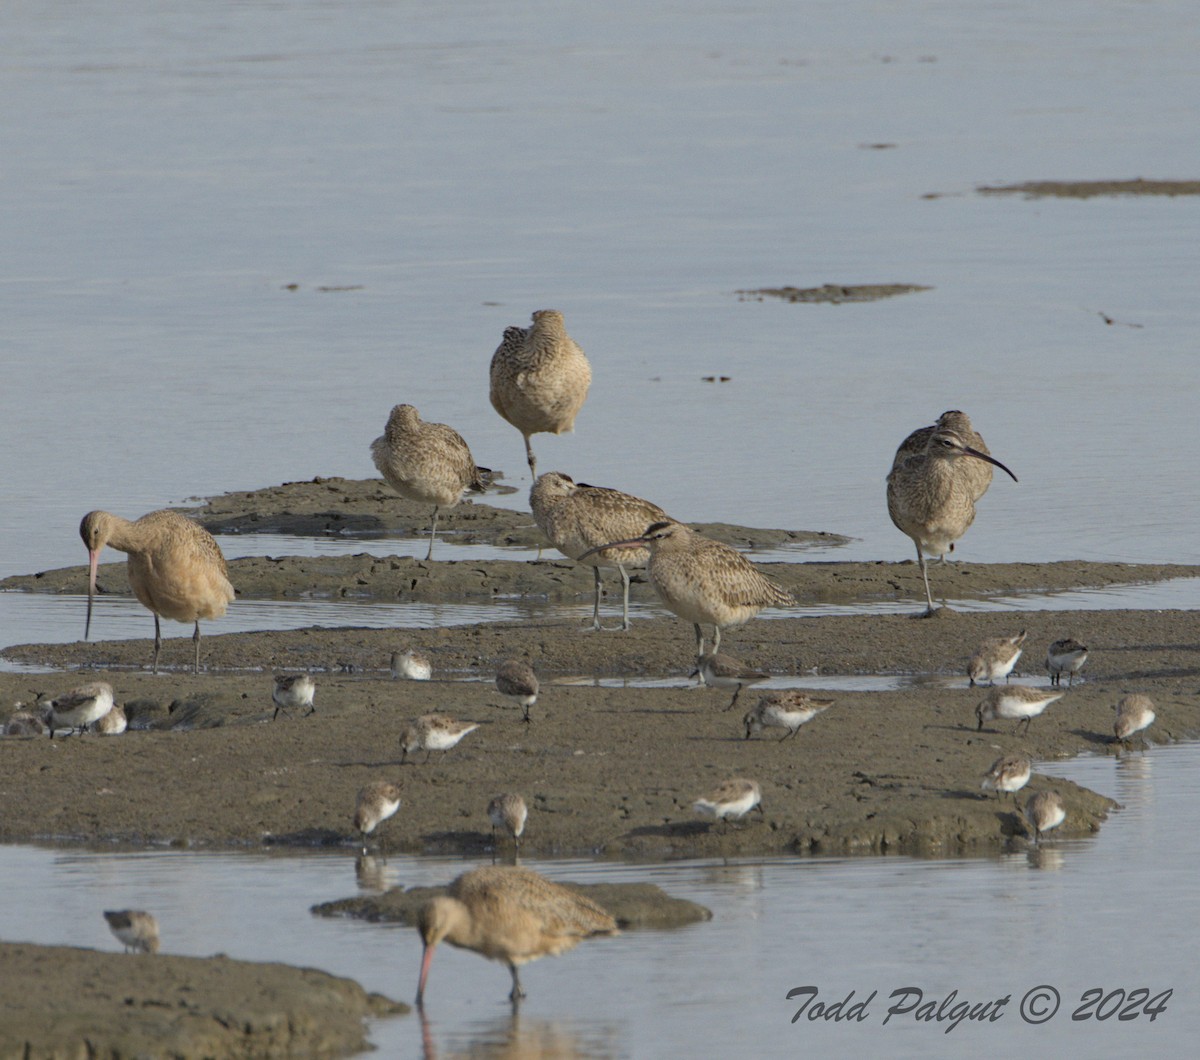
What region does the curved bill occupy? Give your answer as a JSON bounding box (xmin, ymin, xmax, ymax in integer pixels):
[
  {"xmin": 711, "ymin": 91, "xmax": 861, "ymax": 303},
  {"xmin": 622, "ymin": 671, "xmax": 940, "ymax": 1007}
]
[
  {"xmin": 577, "ymin": 536, "xmax": 646, "ymax": 562},
  {"xmin": 963, "ymin": 446, "xmax": 1018, "ymax": 483},
  {"xmin": 85, "ymin": 549, "xmax": 100, "ymax": 640}
]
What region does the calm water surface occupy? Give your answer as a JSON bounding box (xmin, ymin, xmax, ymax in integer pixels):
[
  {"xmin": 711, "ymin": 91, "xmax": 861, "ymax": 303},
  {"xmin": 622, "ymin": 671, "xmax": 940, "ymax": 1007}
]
[{"xmin": 3, "ymin": 1, "xmax": 1199, "ymax": 1055}]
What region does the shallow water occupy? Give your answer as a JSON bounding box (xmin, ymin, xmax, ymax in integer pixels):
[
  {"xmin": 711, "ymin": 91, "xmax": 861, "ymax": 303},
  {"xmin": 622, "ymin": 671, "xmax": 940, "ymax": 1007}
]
[{"xmin": 0, "ymin": 743, "xmax": 1193, "ymax": 1058}]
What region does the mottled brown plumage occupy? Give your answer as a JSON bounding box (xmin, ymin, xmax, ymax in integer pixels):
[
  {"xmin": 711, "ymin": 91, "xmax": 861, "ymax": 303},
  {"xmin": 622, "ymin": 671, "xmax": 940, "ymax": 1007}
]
[
  {"xmin": 1113, "ymin": 694, "xmax": 1155, "ymax": 748},
  {"xmin": 80, "ymin": 509, "xmax": 235, "ymax": 674},
  {"xmin": 967, "ymin": 630, "xmax": 1026, "ymax": 687},
  {"xmin": 693, "ymin": 652, "xmax": 770, "ymax": 711},
  {"xmin": 891, "ymin": 410, "xmax": 994, "ymax": 502},
  {"xmin": 496, "ymin": 659, "xmax": 539, "ymax": 723},
  {"xmin": 104, "ymin": 909, "xmax": 160, "ymax": 954},
  {"xmin": 489, "ymin": 310, "xmax": 592, "ymax": 477},
  {"xmin": 370, "ymin": 403, "xmax": 487, "ymax": 561},
  {"xmin": 980, "ymin": 755, "xmax": 1032, "ymax": 801},
  {"xmin": 743, "ymin": 690, "xmax": 834, "ymax": 739},
  {"xmin": 1024, "ymin": 790, "xmax": 1066, "ymax": 844},
  {"xmin": 530, "ymin": 471, "xmax": 670, "ymax": 630},
  {"xmin": 43, "ymin": 681, "xmax": 114, "ymax": 738},
  {"xmin": 580, "ymin": 521, "xmax": 793, "ymax": 657},
  {"xmin": 488, "ymin": 793, "xmax": 528, "ymax": 851},
  {"xmin": 415, "ymin": 866, "xmax": 618, "ymax": 1003},
  {"xmin": 354, "ymin": 780, "xmax": 402, "ymax": 850}
]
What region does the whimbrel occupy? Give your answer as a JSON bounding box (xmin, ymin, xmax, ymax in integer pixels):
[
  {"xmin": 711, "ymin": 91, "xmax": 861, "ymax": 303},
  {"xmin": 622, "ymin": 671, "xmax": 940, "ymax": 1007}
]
[
  {"xmin": 489, "ymin": 310, "xmax": 592, "ymax": 478},
  {"xmin": 488, "ymin": 793, "xmax": 528, "ymax": 852},
  {"xmin": 967, "ymin": 630, "xmax": 1027, "ymax": 687},
  {"xmin": 370, "ymin": 404, "xmax": 488, "ymax": 561},
  {"xmin": 103, "ymin": 910, "xmax": 160, "ymax": 954},
  {"xmin": 1024, "ymin": 790, "xmax": 1066, "ymax": 845},
  {"xmin": 496, "ymin": 659, "xmax": 539, "ymax": 723},
  {"xmin": 81, "ymin": 509, "xmax": 235, "ymax": 674},
  {"xmin": 980, "ymin": 755, "xmax": 1032, "ymax": 801},
  {"xmin": 43, "ymin": 682, "xmax": 114, "ymax": 738},
  {"xmin": 1113, "ymin": 694, "xmax": 1155, "ymax": 749},
  {"xmin": 886, "ymin": 423, "xmax": 1017, "ymax": 616},
  {"xmin": 400, "ymin": 714, "xmax": 480, "ymax": 763},
  {"xmin": 743, "ymin": 690, "xmax": 834, "ymax": 740},
  {"xmin": 892, "ymin": 410, "xmax": 995, "ymax": 503},
  {"xmin": 693, "ymin": 778, "xmax": 763, "ymax": 829},
  {"xmin": 414, "ymin": 865, "xmax": 618, "ymax": 1003},
  {"xmin": 354, "ymin": 780, "xmax": 402, "ymax": 852},
  {"xmin": 529, "ymin": 471, "xmax": 670, "ymax": 631},
  {"xmin": 1047, "ymin": 638, "xmax": 1088, "ymax": 687},
  {"xmin": 692, "ymin": 652, "xmax": 769, "ymax": 711},
  {"xmin": 272, "ymin": 674, "xmax": 316, "ymax": 720},
  {"xmin": 579, "ymin": 521, "xmax": 793, "ymax": 657},
  {"xmin": 976, "ymin": 686, "xmax": 1064, "ymax": 736}
]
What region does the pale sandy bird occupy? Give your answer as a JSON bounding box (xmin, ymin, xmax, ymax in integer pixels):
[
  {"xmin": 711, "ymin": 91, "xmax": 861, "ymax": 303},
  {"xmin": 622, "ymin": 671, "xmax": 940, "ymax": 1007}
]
[
  {"xmin": 1024, "ymin": 790, "xmax": 1066, "ymax": 845},
  {"xmin": 980, "ymin": 755, "xmax": 1032, "ymax": 801},
  {"xmin": 891, "ymin": 410, "xmax": 995, "ymax": 502},
  {"xmin": 488, "ymin": 793, "xmax": 529, "ymax": 852},
  {"xmin": 693, "ymin": 652, "xmax": 770, "ymax": 711},
  {"xmin": 693, "ymin": 778, "xmax": 763, "ymax": 829},
  {"xmin": 1113, "ymin": 694, "xmax": 1156, "ymax": 748},
  {"xmin": 391, "ymin": 648, "xmax": 432, "ymax": 681},
  {"xmin": 272, "ymin": 673, "xmax": 316, "ymax": 720},
  {"xmin": 4, "ymin": 711, "xmax": 48, "ymax": 737},
  {"xmin": 103, "ymin": 910, "xmax": 160, "ymax": 954},
  {"xmin": 968, "ymin": 630, "xmax": 1027, "ymax": 687},
  {"xmin": 580, "ymin": 521, "xmax": 793, "ymax": 657},
  {"xmin": 354, "ymin": 780, "xmax": 402, "ymax": 852},
  {"xmin": 370, "ymin": 404, "xmax": 488, "ymax": 561},
  {"xmin": 80, "ymin": 509, "xmax": 235, "ymax": 674},
  {"xmin": 489, "ymin": 310, "xmax": 592, "ymax": 478},
  {"xmin": 415, "ymin": 865, "xmax": 618, "ymax": 1004},
  {"xmin": 743, "ymin": 690, "xmax": 834, "ymax": 740},
  {"xmin": 496, "ymin": 659, "xmax": 539, "ymax": 723},
  {"xmin": 400, "ymin": 714, "xmax": 480, "ymax": 763},
  {"xmin": 92, "ymin": 703, "xmax": 127, "ymax": 735},
  {"xmin": 529, "ymin": 471, "xmax": 670, "ymax": 631},
  {"xmin": 43, "ymin": 682, "xmax": 114, "ymax": 739},
  {"xmin": 1047, "ymin": 638, "xmax": 1088, "ymax": 687},
  {"xmin": 886, "ymin": 424, "xmax": 1017, "ymax": 616},
  {"xmin": 976, "ymin": 686, "xmax": 1065, "ymax": 736}
]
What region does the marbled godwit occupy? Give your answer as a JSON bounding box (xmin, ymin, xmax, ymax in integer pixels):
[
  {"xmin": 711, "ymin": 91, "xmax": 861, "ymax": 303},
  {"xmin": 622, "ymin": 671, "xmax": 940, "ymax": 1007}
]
[
  {"xmin": 976, "ymin": 686, "xmax": 1064, "ymax": 736},
  {"xmin": 886, "ymin": 425, "xmax": 1017, "ymax": 616},
  {"xmin": 580, "ymin": 521, "xmax": 793, "ymax": 657},
  {"xmin": 93, "ymin": 703, "xmax": 127, "ymax": 735},
  {"xmin": 496, "ymin": 659, "xmax": 539, "ymax": 723},
  {"xmin": 370, "ymin": 404, "xmax": 488, "ymax": 561},
  {"xmin": 103, "ymin": 910, "xmax": 160, "ymax": 954},
  {"xmin": 1113, "ymin": 694, "xmax": 1155, "ymax": 748},
  {"xmin": 391, "ymin": 648, "xmax": 432, "ymax": 681},
  {"xmin": 892, "ymin": 410, "xmax": 995, "ymax": 503},
  {"xmin": 1047, "ymin": 638, "xmax": 1088, "ymax": 687},
  {"xmin": 692, "ymin": 652, "xmax": 769, "ymax": 711},
  {"xmin": 415, "ymin": 865, "xmax": 618, "ymax": 1003},
  {"xmin": 743, "ymin": 690, "xmax": 834, "ymax": 740},
  {"xmin": 400, "ymin": 714, "xmax": 480, "ymax": 763},
  {"xmin": 43, "ymin": 682, "xmax": 114, "ymax": 738},
  {"xmin": 980, "ymin": 754, "xmax": 1032, "ymax": 801},
  {"xmin": 967, "ymin": 630, "xmax": 1027, "ymax": 687},
  {"xmin": 354, "ymin": 780, "xmax": 402, "ymax": 852},
  {"xmin": 693, "ymin": 778, "xmax": 763, "ymax": 828},
  {"xmin": 80, "ymin": 509, "xmax": 235, "ymax": 674},
  {"xmin": 529, "ymin": 471, "xmax": 670, "ymax": 631},
  {"xmin": 4, "ymin": 712, "xmax": 48, "ymax": 737},
  {"xmin": 1024, "ymin": 790, "xmax": 1066, "ymax": 844},
  {"xmin": 488, "ymin": 793, "xmax": 528, "ymax": 852},
  {"xmin": 489, "ymin": 310, "xmax": 592, "ymax": 478},
  {"xmin": 272, "ymin": 674, "xmax": 316, "ymax": 720}
]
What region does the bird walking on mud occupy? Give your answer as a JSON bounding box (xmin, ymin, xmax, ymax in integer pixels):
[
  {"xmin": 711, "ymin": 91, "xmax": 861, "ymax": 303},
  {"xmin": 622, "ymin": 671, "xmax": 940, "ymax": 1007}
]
[
  {"xmin": 104, "ymin": 910, "xmax": 160, "ymax": 954},
  {"xmin": 980, "ymin": 754, "xmax": 1032, "ymax": 802},
  {"xmin": 370, "ymin": 404, "xmax": 488, "ymax": 561},
  {"xmin": 80, "ymin": 509, "xmax": 235, "ymax": 674},
  {"xmin": 495, "ymin": 659, "xmax": 540, "ymax": 723},
  {"xmin": 692, "ymin": 652, "xmax": 770, "ymax": 711},
  {"xmin": 414, "ymin": 865, "xmax": 618, "ymax": 1004},
  {"xmin": 967, "ymin": 630, "xmax": 1026, "ymax": 687},
  {"xmin": 976, "ymin": 686, "xmax": 1064, "ymax": 736},
  {"xmin": 579, "ymin": 521, "xmax": 793, "ymax": 657},
  {"xmin": 1047, "ymin": 638, "xmax": 1088, "ymax": 687},
  {"xmin": 743, "ymin": 690, "xmax": 834, "ymax": 740},
  {"xmin": 886, "ymin": 415, "xmax": 1017, "ymax": 617},
  {"xmin": 400, "ymin": 714, "xmax": 480, "ymax": 763},
  {"xmin": 693, "ymin": 778, "xmax": 764, "ymax": 829},
  {"xmin": 43, "ymin": 681, "xmax": 114, "ymax": 738},
  {"xmin": 530, "ymin": 471, "xmax": 670, "ymax": 631},
  {"xmin": 272, "ymin": 673, "xmax": 316, "ymax": 720},
  {"xmin": 489, "ymin": 310, "xmax": 592, "ymax": 478},
  {"xmin": 354, "ymin": 780, "xmax": 403, "ymax": 853},
  {"xmin": 488, "ymin": 793, "xmax": 529, "ymax": 854}
]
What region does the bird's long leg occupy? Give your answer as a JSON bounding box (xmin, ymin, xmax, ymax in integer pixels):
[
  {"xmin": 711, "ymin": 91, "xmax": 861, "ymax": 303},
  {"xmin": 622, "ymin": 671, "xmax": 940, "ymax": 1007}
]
[
  {"xmin": 589, "ymin": 567, "xmax": 603, "ymax": 631},
  {"xmin": 618, "ymin": 564, "xmax": 632, "ymax": 631},
  {"xmin": 522, "ymin": 434, "xmax": 537, "ymax": 478},
  {"xmin": 508, "ymin": 963, "xmax": 526, "ymax": 1001},
  {"xmin": 192, "ymin": 621, "xmax": 201, "ymax": 675},
  {"xmin": 427, "ymin": 507, "xmax": 439, "ymax": 562},
  {"xmin": 724, "ymin": 688, "xmax": 740, "ymax": 712},
  {"xmin": 693, "ymin": 623, "xmax": 705, "ymax": 658},
  {"xmin": 153, "ymin": 614, "xmax": 163, "ymax": 674},
  {"xmin": 915, "ymin": 542, "xmax": 937, "ymax": 615},
  {"xmin": 711, "ymin": 626, "xmax": 721, "ymax": 654}
]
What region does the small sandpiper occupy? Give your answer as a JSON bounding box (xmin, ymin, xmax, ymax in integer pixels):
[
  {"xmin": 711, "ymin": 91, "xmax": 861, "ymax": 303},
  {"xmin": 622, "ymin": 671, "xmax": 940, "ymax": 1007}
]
[
  {"xmin": 400, "ymin": 714, "xmax": 480, "ymax": 763},
  {"xmin": 104, "ymin": 909, "xmax": 160, "ymax": 954},
  {"xmin": 92, "ymin": 703, "xmax": 127, "ymax": 735},
  {"xmin": 743, "ymin": 690, "xmax": 834, "ymax": 740},
  {"xmin": 391, "ymin": 649, "xmax": 433, "ymax": 681},
  {"xmin": 1024, "ymin": 790, "xmax": 1066, "ymax": 845},
  {"xmin": 272, "ymin": 674, "xmax": 316, "ymax": 720},
  {"xmin": 44, "ymin": 682, "xmax": 114, "ymax": 738},
  {"xmin": 354, "ymin": 780, "xmax": 403, "ymax": 852},
  {"xmin": 967, "ymin": 630, "xmax": 1026, "ymax": 687},
  {"xmin": 488, "ymin": 793, "xmax": 528, "ymax": 852},
  {"xmin": 980, "ymin": 754, "xmax": 1032, "ymax": 801},
  {"xmin": 496, "ymin": 659, "xmax": 539, "ymax": 723},
  {"xmin": 1046, "ymin": 638, "xmax": 1088, "ymax": 687},
  {"xmin": 692, "ymin": 652, "xmax": 770, "ymax": 711},
  {"xmin": 693, "ymin": 778, "xmax": 763, "ymax": 830},
  {"xmin": 975, "ymin": 686, "xmax": 1064, "ymax": 736},
  {"xmin": 1113, "ymin": 694, "xmax": 1156, "ymax": 749}
]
